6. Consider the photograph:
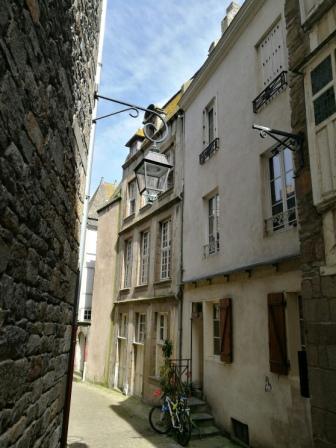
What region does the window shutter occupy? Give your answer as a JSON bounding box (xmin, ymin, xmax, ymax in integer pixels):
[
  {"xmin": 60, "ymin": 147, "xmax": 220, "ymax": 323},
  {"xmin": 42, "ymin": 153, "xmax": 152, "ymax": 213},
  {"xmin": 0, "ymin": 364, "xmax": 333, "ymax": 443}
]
[
  {"xmin": 268, "ymin": 293, "xmax": 289, "ymax": 375},
  {"xmin": 220, "ymin": 298, "xmax": 232, "ymax": 363}
]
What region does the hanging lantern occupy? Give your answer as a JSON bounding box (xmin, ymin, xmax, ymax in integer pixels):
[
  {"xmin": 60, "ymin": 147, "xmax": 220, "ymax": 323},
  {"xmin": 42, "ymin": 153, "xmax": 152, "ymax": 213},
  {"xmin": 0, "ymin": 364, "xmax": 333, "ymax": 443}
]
[{"xmin": 134, "ymin": 150, "xmax": 172, "ymax": 199}]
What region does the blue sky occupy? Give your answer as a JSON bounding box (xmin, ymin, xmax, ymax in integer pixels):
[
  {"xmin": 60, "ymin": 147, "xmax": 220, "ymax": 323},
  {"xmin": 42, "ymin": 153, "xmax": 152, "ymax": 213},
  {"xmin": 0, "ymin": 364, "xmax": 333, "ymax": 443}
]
[{"xmin": 91, "ymin": 0, "xmax": 236, "ymax": 193}]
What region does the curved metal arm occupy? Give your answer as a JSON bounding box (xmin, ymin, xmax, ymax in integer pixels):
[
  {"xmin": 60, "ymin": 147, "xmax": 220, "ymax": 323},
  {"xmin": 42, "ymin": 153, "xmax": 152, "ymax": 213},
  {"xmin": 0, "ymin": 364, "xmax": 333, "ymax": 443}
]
[{"xmin": 94, "ymin": 94, "xmax": 169, "ymax": 144}]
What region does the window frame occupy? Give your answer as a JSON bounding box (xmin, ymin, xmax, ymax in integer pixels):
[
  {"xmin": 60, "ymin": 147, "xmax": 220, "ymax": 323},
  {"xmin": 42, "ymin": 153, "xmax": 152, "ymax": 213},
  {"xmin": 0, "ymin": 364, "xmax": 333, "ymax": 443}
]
[
  {"xmin": 265, "ymin": 148, "xmax": 297, "ymax": 233},
  {"xmin": 208, "ymin": 193, "xmax": 220, "ymax": 255},
  {"xmin": 202, "ymin": 97, "xmax": 217, "ymax": 148},
  {"xmin": 127, "ymin": 179, "xmax": 136, "ymax": 216},
  {"xmin": 213, "ymin": 304, "xmax": 221, "ymax": 356},
  {"xmin": 124, "ymin": 239, "xmax": 133, "ymax": 288},
  {"xmin": 135, "ymin": 312, "xmax": 146, "ymax": 344},
  {"xmin": 160, "ymin": 219, "xmax": 171, "ymax": 280},
  {"xmin": 299, "ymin": 0, "xmax": 324, "ymax": 24},
  {"xmin": 139, "ymin": 230, "xmax": 150, "ymax": 285},
  {"xmin": 118, "ymin": 313, "xmax": 128, "ymax": 339}
]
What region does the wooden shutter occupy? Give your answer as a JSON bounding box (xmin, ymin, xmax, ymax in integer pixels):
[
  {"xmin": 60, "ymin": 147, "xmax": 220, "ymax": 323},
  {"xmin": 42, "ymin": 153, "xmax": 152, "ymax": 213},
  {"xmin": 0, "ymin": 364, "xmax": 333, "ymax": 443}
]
[
  {"xmin": 220, "ymin": 298, "xmax": 232, "ymax": 363},
  {"xmin": 268, "ymin": 293, "xmax": 289, "ymax": 375}
]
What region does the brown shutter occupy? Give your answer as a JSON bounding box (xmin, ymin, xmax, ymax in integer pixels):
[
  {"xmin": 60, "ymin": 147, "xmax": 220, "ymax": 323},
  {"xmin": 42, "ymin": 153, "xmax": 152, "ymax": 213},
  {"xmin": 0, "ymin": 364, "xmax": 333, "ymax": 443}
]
[
  {"xmin": 268, "ymin": 293, "xmax": 289, "ymax": 375},
  {"xmin": 220, "ymin": 298, "xmax": 232, "ymax": 363}
]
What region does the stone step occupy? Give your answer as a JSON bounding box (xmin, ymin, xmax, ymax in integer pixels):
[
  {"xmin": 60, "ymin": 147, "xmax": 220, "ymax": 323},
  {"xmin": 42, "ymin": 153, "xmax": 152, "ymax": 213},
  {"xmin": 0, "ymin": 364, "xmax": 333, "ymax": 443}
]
[
  {"xmin": 191, "ymin": 412, "xmax": 215, "ymax": 427},
  {"xmin": 190, "ymin": 424, "xmax": 221, "ymax": 439}
]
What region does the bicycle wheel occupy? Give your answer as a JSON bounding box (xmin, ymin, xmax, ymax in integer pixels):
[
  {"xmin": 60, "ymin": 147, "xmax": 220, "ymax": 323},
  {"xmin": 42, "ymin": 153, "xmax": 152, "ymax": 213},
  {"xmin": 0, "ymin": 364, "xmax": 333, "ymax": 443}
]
[
  {"xmin": 149, "ymin": 406, "xmax": 171, "ymax": 434},
  {"xmin": 175, "ymin": 412, "xmax": 192, "ymax": 446}
]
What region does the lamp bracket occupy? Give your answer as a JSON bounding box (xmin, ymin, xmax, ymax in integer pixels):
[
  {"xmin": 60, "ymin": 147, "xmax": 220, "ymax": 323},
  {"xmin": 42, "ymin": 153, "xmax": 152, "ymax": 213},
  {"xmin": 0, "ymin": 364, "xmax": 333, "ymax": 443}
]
[
  {"xmin": 94, "ymin": 94, "xmax": 169, "ymax": 144},
  {"xmin": 252, "ymin": 124, "xmax": 304, "ymax": 169}
]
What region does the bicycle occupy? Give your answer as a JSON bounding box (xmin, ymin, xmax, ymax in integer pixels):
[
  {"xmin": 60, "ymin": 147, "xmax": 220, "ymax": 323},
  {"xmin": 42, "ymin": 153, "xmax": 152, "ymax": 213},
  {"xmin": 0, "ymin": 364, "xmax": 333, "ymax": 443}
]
[{"xmin": 149, "ymin": 393, "xmax": 192, "ymax": 446}]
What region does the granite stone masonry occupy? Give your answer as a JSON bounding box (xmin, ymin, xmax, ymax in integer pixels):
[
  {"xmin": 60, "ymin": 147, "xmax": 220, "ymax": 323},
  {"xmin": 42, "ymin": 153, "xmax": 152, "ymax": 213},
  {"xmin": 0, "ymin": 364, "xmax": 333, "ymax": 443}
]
[
  {"xmin": 0, "ymin": 0, "xmax": 101, "ymax": 446},
  {"xmin": 285, "ymin": 1, "xmax": 336, "ymax": 447}
]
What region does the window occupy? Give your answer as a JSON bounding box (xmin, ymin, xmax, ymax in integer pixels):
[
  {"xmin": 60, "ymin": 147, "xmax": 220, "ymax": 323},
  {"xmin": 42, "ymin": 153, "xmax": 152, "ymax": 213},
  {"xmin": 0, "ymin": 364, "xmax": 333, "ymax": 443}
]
[
  {"xmin": 207, "ymin": 193, "xmax": 220, "ymax": 255},
  {"xmin": 124, "ymin": 239, "xmax": 133, "ymax": 288},
  {"xmin": 83, "ymin": 308, "xmax": 91, "ymax": 321},
  {"xmin": 155, "ymin": 313, "xmax": 168, "ymax": 376},
  {"xmin": 160, "ymin": 220, "xmax": 171, "ymax": 280},
  {"xmin": 165, "ymin": 148, "xmax": 174, "ymax": 189},
  {"xmin": 266, "ymin": 148, "xmax": 296, "ymax": 233},
  {"xmin": 119, "ymin": 313, "xmax": 128, "ymax": 338},
  {"xmin": 135, "ymin": 313, "xmax": 146, "ymax": 343},
  {"xmin": 310, "ymin": 54, "xmax": 336, "ymax": 126},
  {"xmin": 212, "ymin": 299, "xmax": 233, "ymax": 361},
  {"xmin": 127, "ymin": 180, "xmax": 136, "ymax": 215},
  {"xmin": 203, "ymin": 98, "xmax": 216, "ymax": 146},
  {"xmin": 139, "ymin": 231, "xmax": 150, "ymax": 285},
  {"xmin": 258, "ymin": 21, "xmax": 286, "ymax": 88},
  {"xmin": 213, "ymin": 304, "xmax": 221, "ymax": 355},
  {"xmin": 268, "ymin": 293, "xmax": 289, "ymax": 375}
]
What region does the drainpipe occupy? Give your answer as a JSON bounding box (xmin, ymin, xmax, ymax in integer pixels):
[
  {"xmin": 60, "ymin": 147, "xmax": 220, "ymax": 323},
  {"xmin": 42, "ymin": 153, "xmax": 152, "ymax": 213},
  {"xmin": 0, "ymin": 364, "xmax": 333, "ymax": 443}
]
[
  {"xmin": 178, "ymin": 112, "xmax": 185, "ymax": 362},
  {"xmin": 60, "ymin": 0, "xmax": 107, "ymax": 446}
]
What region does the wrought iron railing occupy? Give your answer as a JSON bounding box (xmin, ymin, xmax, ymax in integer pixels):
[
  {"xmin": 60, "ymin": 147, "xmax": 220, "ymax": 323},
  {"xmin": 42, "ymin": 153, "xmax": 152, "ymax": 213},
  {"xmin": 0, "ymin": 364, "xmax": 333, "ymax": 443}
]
[
  {"xmin": 253, "ymin": 71, "xmax": 288, "ymax": 113},
  {"xmin": 203, "ymin": 236, "xmax": 220, "ymax": 258},
  {"xmin": 199, "ymin": 138, "xmax": 219, "ymax": 164},
  {"xmin": 264, "ymin": 207, "xmax": 297, "ymax": 234},
  {"xmin": 168, "ymin": 358, "xmax": 191, "ymax": 393}
]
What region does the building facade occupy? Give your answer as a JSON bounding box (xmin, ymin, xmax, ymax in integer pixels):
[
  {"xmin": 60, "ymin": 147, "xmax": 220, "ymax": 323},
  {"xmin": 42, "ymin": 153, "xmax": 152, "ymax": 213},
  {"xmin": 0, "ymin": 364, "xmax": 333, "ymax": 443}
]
[
  {"xmin": 74, "ymin": 180, "xmax": 116, "ymax": 377},
  {"xmin": 87, "ymin": 91, "xmax": 185, "ymax": 401},
  {"xmin": 180, "ymin": 1, "xmax": 313, "ymax": 446},
  {"xmin": 285, "ymin": 1, "xmax": 336, "ymax": 446},
  {"xmin": 0, "ymin": 0, "xmax": 102, "ymax": 446}
]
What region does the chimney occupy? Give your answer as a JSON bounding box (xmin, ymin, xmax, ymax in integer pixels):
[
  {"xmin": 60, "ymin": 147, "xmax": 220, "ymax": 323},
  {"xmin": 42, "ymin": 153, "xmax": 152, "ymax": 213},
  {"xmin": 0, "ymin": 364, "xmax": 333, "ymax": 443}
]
[{"xmin": 221, "ymin": 2, "xmax": 240, "ymax": 34}]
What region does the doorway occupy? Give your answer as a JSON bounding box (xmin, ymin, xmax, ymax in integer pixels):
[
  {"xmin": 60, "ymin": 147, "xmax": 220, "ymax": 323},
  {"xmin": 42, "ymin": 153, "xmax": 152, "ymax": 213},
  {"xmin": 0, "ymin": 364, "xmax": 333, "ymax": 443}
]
[
  {"xmin": 117, "ymin": 339, "xmax": 127, "ymax": 391},
  {"xmin": 133, "ymin": 344, "xmax": 144, "ymax": 397}
]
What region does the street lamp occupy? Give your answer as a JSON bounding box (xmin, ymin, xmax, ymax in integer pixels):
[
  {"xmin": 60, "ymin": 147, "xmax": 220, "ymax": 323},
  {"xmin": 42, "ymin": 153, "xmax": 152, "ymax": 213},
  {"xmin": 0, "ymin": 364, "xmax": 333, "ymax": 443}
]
[{"xmin": 95, "ymin": 96, "xmax": 172, "ymax": 198}]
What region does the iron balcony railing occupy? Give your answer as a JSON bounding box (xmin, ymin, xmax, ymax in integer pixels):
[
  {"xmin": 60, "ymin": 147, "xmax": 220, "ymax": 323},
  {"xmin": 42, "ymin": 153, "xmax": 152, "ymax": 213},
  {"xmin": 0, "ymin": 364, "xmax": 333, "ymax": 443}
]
[
  {"xmin": 264, "ymin": 207, "xmax": 297, "ymax": 234},
  {"xmin": 203, "ymin": 236, "xmax": 220, "ymax": 258},
  {"xmin": 253, "ymin": 71, "xmax": 288, "ymax": 113},
  {"xmin": 199, "ymin": 137, "xmax": 219, "ymax": 165}
]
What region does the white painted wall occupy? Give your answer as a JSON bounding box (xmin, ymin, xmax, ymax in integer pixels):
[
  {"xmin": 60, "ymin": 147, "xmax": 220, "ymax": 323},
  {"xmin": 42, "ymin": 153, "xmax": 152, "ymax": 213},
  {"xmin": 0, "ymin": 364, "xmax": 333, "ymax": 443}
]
[
  {"xmin": 78, "ymin": 227, "xmax": 97, "ymax": 321},
  {"xmin": 182, "ymin": 0, "xmax": 299, "ymax": 283}
]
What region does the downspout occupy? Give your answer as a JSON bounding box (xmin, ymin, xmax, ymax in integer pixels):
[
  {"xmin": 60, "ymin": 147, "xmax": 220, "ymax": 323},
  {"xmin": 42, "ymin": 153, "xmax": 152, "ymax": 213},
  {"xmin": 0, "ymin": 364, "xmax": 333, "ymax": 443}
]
[
  {"xmin": 178, "ymin": 111, "xmax": 185, "ymax": 362},
  {"xmin": 60, "ymin": 0, "xmax": 107, "ymax": 446}
]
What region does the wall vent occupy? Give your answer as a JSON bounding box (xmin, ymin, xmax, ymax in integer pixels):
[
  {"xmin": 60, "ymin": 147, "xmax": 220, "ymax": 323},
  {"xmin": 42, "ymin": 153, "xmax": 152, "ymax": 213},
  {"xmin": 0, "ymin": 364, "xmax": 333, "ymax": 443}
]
[{"xmin": 231, "ymin": 418, "xmax": 249, "ymax": 446}]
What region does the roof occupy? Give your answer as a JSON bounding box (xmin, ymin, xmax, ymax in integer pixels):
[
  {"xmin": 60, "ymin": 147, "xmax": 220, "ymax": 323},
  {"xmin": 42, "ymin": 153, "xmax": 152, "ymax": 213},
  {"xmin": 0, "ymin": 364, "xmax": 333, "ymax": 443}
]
[
  {"xmin": 162, "ymin": 90, "xmax": 182, "ymax": 121},
  {"xmin": 125, "ymin": 128, "xmax": 145, "ymax": 147},
  {"xmin": 88, "ymin": 180, "xmax": 118, "ymax": 224}
]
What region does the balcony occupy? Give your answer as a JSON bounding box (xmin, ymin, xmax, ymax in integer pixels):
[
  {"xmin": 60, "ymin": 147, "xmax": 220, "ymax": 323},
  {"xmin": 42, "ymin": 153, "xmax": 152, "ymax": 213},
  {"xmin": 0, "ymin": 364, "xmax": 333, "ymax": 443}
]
[
  {"xmin": 264, "ymin": 207, "xmax": 297, "ymax": 234},
  {"xmin": 199, "ymin": 138, "xmax": 219, "ymax": 164},
  {"xmin": 253, "ymin": 71, "xmax": 288, "ymax": 113}
]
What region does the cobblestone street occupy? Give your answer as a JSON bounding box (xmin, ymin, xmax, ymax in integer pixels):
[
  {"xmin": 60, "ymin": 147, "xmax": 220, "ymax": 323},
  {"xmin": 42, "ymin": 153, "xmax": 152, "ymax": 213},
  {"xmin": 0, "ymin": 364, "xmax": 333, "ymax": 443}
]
[{"xmin": 68, "ymin": 381, "xmax": 236, "ymax": 448}]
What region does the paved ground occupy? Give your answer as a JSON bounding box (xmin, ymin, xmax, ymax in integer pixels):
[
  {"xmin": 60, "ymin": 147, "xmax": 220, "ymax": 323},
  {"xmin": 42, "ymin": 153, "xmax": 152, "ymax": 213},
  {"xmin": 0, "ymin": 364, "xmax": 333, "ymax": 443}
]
[{"xmin": 68, "ymin": 381, "xmax": 237, "ymax": 448}]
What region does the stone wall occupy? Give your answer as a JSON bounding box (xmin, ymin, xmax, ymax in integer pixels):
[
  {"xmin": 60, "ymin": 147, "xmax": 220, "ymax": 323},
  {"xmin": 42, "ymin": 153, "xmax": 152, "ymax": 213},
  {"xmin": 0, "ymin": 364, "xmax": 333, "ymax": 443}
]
[
  {"xmin": 0, "ymin": 0, "xmax": 101, "ymax": 446},
  {"xmin": 285, "ymin": 1, "xmax": 336, "ymax": 447}
]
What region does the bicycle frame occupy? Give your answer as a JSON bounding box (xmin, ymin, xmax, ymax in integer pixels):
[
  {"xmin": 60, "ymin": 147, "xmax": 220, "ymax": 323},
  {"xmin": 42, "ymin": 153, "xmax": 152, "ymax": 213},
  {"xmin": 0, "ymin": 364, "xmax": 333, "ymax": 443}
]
[{"xmin": 162, "ymin": 395, "xmax": 190, "ymax": 430}]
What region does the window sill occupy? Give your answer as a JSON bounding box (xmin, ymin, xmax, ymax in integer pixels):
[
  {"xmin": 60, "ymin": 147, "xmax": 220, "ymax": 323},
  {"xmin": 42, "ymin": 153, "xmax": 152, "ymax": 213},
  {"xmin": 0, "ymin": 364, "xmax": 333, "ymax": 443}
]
[
  {"xmin": 158, "ymin": 187, "xmax": 174, "ymax": 201},
  {"xmin": 117, "ymin": 336, "xmax": 127, "ymax": 340},
  {"xmin": 139, "ymin": 203, "xmax": 152, "ymax": 214},
  {"xmin": 119, "ymin": 288, "xmax": 130, "ymax": 293},
  {"xmin": 133, "ymin": 341, "xmax": 144, "ymax": 346},
  {"xmin": 123, "ymin": 213, "xmax": 135, "ymax": 224},
  {"xmin": 154, "ymin": 279, "xmax": 171, "ymax": 287},
  {"xmin": 134, "ymin": 284, "xmax": 148, "ymax": 290}
]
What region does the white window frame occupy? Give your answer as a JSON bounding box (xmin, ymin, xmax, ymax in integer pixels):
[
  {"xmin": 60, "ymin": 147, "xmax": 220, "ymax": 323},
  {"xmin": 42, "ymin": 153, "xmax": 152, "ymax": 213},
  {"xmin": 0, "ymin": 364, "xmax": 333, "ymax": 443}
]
[
  {"xmin": 118, "ymin": 313, "xmax": 128, "ymax": 339},
  {"xmin": 139, "ymin": 231, "xmax": 150, "ymax": 285},
  {"xmin": 203, "ymin": 98, "xmax": 217, "ymax": 147},
  {"xmin": 303, "ymin": 45, "xmax": 336, "ymax": 207},
  {"xmin": 206, "ymin": 193, "xmax": 220, "ymax": 256},
  {"xmin": 160, "ymin": 220, "xmax": 171, "ymax": 280},
  {"xmin": 124, "ymin": 239, "xmax": 133, "ymax": 288},
  {"xmin": 265, "ymin": 148, "xmax": 297, "ymax": 234},
  {"xmin": 257, "ymin": 19, "xmax": 286, "ymax": 89},
  {"xmin": 213, "ymin": 304, "xmax": 221, "ymax": 357},
  {"xmin": 155, "ymin": 312, "xmax": 168, "ymax": 376},
  {"xmin": 135, "ymin": 313, "xmax": 146, "ymax": 344},
  {"xmin": 127, "ymin": 180, "xmax": 136, "ymax": 216}
]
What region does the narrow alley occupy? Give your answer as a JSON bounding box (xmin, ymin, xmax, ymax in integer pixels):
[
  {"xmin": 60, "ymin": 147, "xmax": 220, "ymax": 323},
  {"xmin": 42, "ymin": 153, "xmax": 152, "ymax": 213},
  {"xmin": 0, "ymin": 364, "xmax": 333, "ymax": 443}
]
[{"xmin": 67, "ymin": 381, "xmax": 237, "ymax": 448}]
